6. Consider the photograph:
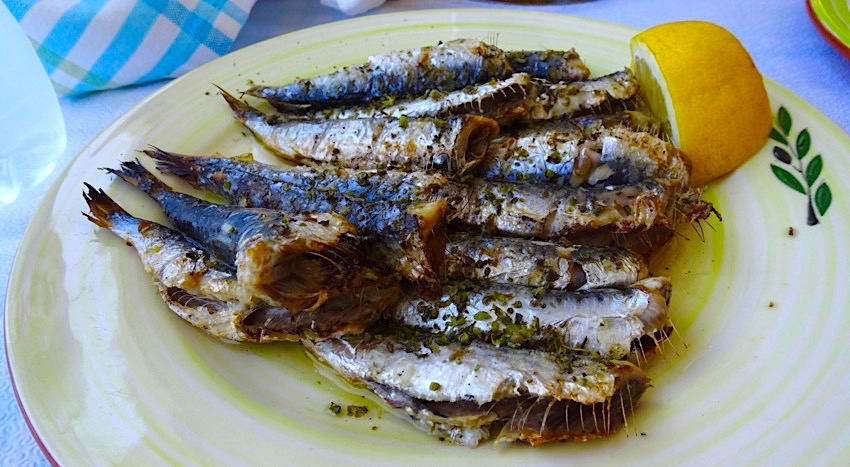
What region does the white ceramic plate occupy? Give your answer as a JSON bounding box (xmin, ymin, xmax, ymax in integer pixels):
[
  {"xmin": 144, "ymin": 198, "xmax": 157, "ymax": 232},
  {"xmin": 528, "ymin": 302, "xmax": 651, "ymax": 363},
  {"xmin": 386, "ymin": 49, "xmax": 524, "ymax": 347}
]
[{"xmin": 6, "ymin": 9, "xmax": 850, "ymax": 465}]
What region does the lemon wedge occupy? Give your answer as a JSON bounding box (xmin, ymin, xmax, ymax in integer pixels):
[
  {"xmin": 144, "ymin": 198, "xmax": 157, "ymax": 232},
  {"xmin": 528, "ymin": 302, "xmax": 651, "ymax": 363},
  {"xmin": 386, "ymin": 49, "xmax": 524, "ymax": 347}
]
[{"xmin": 631, "ymin": 21, "xmax": 772, "ymax": 186}]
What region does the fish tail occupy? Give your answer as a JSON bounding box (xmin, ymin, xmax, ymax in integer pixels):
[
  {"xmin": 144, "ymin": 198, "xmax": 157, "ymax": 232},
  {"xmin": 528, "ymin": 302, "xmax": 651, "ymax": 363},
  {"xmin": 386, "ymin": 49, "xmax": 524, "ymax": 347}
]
[
  {"xmin": 216, "ymin": 85, "xmax": 261, "ymax": 123},
  {"xmin": 81, "ymin": 183, "xmax": 128, "ymax": 229},
  {"xmin": 106, "ymin": 159, "xmax": 168, "ymax": 195},
  {"xmin": 144, "ymin": 146, "xmax": 196, "ymax": 179}
]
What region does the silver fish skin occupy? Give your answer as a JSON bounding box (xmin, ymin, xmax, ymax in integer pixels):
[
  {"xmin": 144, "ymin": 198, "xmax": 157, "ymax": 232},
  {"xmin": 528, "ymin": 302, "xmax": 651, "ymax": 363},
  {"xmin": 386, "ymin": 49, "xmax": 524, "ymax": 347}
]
[
  {"xmin": 528, "ymin": 69, "xmax": 640, "ymax": 121},
  {"xmin": 505, "ymin": 48, "xmax": 590, "ymax": 83},
  {"xmin": 272, "ymin": 73, "xmax": 537, "ymax": 126},
  {"xmin": 304, "ymin": 326, "xmax": 649, "ymax": 446},
  {"xmin": 444, "ymin": 234, "xmax": 649, "ymax": 290},
  {"xmin": 109, "ymin": 160, "xmax": 362, "ymax": 310},
  {"xmin": 146, "ymin": 149, "xmax": 449, "ymax": 281},
  {"xmin": 82, "ymin": 184, "xmax": 396, "ymax": 342},
  {"xmin": 389, "ymin": 277, "xmax": 671, "ymax": 359},
  {"xmin": 247, "ymin": 39, "xmax": 513, "ymax": 107},
  {"xmin": 477, "ymin": 116, "xmax": 690, "ymax": 186},
  {"xmin": 222, "ymin": 90, "xmax": 499, "ymax": 174},
  {"xmin": 442, "ymin": 178, "xmax": 688, "ymax": 238}
]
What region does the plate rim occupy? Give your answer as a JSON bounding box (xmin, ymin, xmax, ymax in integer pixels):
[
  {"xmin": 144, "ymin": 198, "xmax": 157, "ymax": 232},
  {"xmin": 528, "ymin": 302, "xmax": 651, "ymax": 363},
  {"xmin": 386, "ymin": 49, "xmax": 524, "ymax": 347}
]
[
  {"xmin": 6, "ymin": 7, "xmax": 850, "ymax": 463},
  {"xmin": 807, "ymin": 0, "xmax": 850, "ymax": 60}
]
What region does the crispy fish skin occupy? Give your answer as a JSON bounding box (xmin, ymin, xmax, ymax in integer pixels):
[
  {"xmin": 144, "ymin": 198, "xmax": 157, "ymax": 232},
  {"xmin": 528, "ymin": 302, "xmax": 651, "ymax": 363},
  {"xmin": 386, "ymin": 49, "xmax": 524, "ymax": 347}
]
[
  {"xmin": 505, "ymin": 48, "xmax": 590, "ymax": 83},
  {"xmin": 304, "ymin": 326, "xmax": 649, "ymax": 446},
  {"xmin": 528, "ymin": 70, "xmax": 640, "ymax": 121},
  {"xmin": 146, "ymin": 149, "xmax": 448, "ymax": 281},
  {"xmin": 444, "ymin": 234, "xmax": 649, "ymax": 290},
  {"xmin": 222, "ymin": 90, "xmax": 499, "ymax": 174},
  {"xmin": 247, "ymin": 39, "xmax": 513, "ymax": 107},
  {"xmin": 82, "ymin": 184, "xmax": 397, "ymax": 342},
  {"xmin": 477, "ymin": 117, "xmax": 690, "ymax": 187},
  {"xmin": 108, "ymin": 161, "xmax": 362, "ymax": 310},
  {"xmin": 389, "ymin": 277, "xmax": 671, "ymax": 359},
  {"xmin": 442, "ymin": 178, "xmax": 695, "ymax": 239}
]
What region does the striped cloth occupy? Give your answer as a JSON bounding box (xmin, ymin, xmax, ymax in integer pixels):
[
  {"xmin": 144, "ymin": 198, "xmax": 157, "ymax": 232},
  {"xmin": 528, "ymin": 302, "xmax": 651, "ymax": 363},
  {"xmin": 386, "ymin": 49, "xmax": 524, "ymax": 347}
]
[{"xmin": 4, "ymin": 0, "xmax": 257, "ymax": 95}]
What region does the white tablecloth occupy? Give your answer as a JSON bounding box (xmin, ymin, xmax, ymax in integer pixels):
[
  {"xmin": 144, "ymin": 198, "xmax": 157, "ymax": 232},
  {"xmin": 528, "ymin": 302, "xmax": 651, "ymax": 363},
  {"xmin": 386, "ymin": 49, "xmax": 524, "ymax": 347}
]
[{"xmin": 2, "ymin": 0, "xmax": 849, "ymax": 463}]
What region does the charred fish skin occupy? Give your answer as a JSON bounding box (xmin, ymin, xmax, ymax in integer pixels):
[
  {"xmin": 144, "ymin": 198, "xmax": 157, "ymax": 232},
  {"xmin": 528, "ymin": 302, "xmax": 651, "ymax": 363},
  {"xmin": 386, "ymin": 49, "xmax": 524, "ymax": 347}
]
[
  {"xmin": 505, "ymin": 49, "xmax": 590, "ymax": 83},
  {"xmin": 389, "ymin": 277, "xmax": 671, "ymax": 360},
  {"xmin": 146, "ymin": 149, "xmax": 449, "ymax": 281},
  {"xmin": 221, "ymin": 90, "xmax": 499, "ymax": 174},
  {"xmin": 476, "ymin": 117, "xmax": 690, "ymax": 187},
  {"xmin": 528, "ymin": 69, "xmax": 640, "ymax": 121},
  {"xmin": 304, "ymin": 326, "xmax": 649, "ymax": 447},
  {"xmin": 444, "ymin": 234, "xmax": 649, "ymax": 290},
  {"xmin": 82, "ymin": 184, "xmax": 395, "ymax": 342},
  {"xmin": 108, "ymin": 160, "xmax": 362, "ymax": 310},
  {"xmin": 247, "ymin": 39, "xmax": 513, "ymax": 107},
  {"xmin": 442, "ymin": 178, "xmax": 687, "ymax": 239}
]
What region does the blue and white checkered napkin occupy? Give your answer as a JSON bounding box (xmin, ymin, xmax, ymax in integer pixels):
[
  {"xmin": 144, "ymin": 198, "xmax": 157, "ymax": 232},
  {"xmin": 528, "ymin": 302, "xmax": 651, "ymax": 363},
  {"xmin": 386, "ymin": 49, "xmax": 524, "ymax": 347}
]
[{"xmin": 4, "ymin": 0, "xmax": 258, "ymax": 95}]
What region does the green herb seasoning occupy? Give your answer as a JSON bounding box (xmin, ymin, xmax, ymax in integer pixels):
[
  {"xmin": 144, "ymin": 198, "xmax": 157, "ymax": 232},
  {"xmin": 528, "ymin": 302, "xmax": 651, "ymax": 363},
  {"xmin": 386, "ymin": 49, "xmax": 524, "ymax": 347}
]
[{"xmin": 346, "ymin": 405, "xmax": 369, "ymax": 418}]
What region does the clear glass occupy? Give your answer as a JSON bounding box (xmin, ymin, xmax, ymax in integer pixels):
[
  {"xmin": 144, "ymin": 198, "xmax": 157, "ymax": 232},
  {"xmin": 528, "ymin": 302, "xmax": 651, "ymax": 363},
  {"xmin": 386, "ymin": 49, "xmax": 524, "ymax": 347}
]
[{"xmin": 0, "ymin": 2, "xmax": 66, "ymax": 206}]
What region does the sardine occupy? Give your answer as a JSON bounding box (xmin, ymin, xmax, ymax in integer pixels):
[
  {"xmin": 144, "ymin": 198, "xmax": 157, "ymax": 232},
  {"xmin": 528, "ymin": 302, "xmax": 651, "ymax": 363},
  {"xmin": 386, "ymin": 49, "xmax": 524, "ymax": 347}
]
[
  {"xmin": 304, "ymin": 325, "xmax": 649, "ymax": 446},
  {"xmin": 389, "ymin": 277, "xmax": 671, "ymax": 360},
  {"xmin": 443, "ymin": 234, "xmax": 649, "ymax": 290},
  {"xmin": 221, "ymin": 90, "xmax": 499, "ymax": 174},
  {"xmin": 528, "ymin": 70, "xmax": 640, "ymax": 121},
  {"xmin": 258, "ymin": 70, "xmax": 637, "ymax": 127},
  {"xmin": 108, "ymin": 160, "xmax": 361, "ymax": 310},
  {"xmin": 442, "ymin": 177, "xmax": 712, "ymax": 239},
  {"xmin": 247, "ymin": 39, "xmax": 515, "ymax": 107},
  {"xmin": 81, "ymin": 184, "xmax": 397, "ymax": 341},
  {"xmin": 146, "ymin": 148, "xmax": 448, "ymax": 281},
  {"xmin": 148, "ymin": 148, "xmax": 714, "ymax": 247},
  {"xmin": 477, "ymin": 117, "xmax": 690, "ymax": 186},
  {"xmin": 274, "ymin": 73, "xmax": 537, "ymax": 126}
]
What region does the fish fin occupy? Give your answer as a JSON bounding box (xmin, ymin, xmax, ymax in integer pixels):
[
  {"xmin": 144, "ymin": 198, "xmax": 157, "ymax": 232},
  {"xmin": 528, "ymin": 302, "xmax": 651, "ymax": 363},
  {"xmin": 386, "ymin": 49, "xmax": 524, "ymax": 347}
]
[
  {"xmin": 144, "ymin": 147, "xmax": 195, "ymax": 178},
  {"xmin": 165, "ymin": 286, "xmax": 226, "ymax": 311},
  {"xmin": 216, "ymin": 85, "xmax": 263, "ymax": 123},
  {"xmin": 106, "ymin": 159, "xmax": 169, "ymax": 194},
  {"xmin": 82, "ymin": 183, "xmax": 127, "ymax": 228}
]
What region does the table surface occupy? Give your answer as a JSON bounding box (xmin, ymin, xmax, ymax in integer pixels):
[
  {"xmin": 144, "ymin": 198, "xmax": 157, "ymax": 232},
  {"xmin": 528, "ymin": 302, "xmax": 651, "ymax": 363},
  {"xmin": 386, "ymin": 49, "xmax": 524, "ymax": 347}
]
[{"xmin": 2, "ymin": 0, "xmax": 849, "ymax": 464}]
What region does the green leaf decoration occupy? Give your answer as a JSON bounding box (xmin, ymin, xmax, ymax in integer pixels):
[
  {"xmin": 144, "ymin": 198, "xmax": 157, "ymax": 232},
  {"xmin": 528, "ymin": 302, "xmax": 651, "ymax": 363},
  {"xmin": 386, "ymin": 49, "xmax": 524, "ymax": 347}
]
[
  {"xmin": 769, "ymin": 128, "xmax": 788, "ymax": 145},
  {"xmin": 805, "ymin": 155, "xmax": 823, "ymax": 187},
  {"xmin": 815, "ymin": 183, "xmax": 832, "ymax": 216},
  {"xmin": 778, "ymin": 106, "xmax": 792, "ymax": 135},
  {"xmin": 771, "ymin": 164, "xmax": 806, "ymax": 194},
  {"xmin": 769, "ymin": 107, "xmax": 830, "ymax": 226},
  {"xmin": 773, "ymin": 147, "xmax": 792, "ymax": 164},
  {"xmin": 796, "ymin": 129, "xmax": 811, "ymax": 158}
]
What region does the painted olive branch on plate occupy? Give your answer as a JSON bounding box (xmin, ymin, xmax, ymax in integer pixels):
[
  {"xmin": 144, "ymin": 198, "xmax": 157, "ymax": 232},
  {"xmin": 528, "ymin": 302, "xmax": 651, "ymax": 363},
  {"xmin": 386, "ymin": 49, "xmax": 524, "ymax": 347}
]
[{"xmin": 769, "ymin": 106, "xmax": 832, "ymax": 225}]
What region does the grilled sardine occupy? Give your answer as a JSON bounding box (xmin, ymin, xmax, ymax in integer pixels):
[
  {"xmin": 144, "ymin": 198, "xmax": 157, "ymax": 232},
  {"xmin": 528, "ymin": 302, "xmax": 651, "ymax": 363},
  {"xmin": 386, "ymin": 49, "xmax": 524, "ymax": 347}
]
[
  {"xmin": 305, "ymin": 325, "xmax": 649, "ymax": 446},
  {"xmin": 82, "ymin": 185, "xmax": 396, "ymax": 341}
]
